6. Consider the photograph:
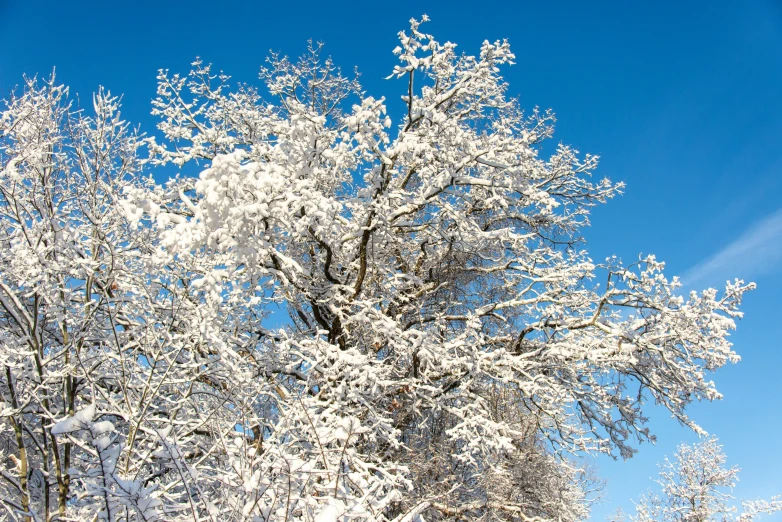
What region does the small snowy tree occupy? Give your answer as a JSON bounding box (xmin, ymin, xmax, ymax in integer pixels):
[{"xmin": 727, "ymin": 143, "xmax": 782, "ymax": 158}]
[
  {"xmin": 0, "ymin": 17, "xmax": 754, "ymax": 522},
  {"xmin": 632, "ymin": 438, "xmax": 781, "ymax": 522}
]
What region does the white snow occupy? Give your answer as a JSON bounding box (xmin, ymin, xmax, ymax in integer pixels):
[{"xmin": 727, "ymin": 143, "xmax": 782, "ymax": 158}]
[{"xmin": 51, "ymin": 404, "xmax": 96, "ymax": 435}]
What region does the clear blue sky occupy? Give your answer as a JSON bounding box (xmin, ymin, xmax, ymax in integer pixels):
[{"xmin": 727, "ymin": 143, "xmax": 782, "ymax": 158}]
[{"xmin": 2, "ymin": 0, "xmax": 780, "ymax": 518}]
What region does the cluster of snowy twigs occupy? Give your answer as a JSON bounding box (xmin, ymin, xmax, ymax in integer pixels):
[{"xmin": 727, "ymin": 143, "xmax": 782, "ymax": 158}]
[{"xmin": 0, "ymin": 17, "xmax": 762, "ymax": 522}]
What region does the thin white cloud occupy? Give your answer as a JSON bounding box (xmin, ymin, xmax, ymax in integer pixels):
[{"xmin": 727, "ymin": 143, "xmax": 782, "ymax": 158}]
[{"xmin": 683, "ymin": 208, "xmax": 782, "ymax": 287}]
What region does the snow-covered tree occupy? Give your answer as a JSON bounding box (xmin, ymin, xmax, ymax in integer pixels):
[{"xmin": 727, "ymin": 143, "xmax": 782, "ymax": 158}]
[
  {"xmin": 0, "ymin": 17, "xmax": 753, "ymax": 522},
  {"xmin": 632, "ymin": 438, "xmax": 781, "ymax": 522}
]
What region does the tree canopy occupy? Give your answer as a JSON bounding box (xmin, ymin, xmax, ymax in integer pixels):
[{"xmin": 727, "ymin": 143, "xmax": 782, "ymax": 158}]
[{"xmin": 0, "ymin": 17, "xmax": 753, "ymax": 522}]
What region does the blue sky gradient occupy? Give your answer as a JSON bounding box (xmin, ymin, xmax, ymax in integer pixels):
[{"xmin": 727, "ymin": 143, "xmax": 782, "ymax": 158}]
[{"xmin": 2, "ymin": 0, "xmax": 781, "ymax": 518}]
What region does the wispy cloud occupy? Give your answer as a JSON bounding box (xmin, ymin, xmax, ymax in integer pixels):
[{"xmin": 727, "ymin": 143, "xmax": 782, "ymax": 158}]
[{"xmin": 683, "ymin": 209, "xmax": 782, "ymax": 287}]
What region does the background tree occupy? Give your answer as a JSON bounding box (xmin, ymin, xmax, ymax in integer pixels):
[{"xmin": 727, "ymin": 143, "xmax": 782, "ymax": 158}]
[{"xmin": 632, "ymin": 438, "xmax": 781, "ymax": 522}]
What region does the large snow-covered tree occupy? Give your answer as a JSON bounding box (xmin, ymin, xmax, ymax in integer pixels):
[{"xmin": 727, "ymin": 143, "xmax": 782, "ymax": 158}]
[
  {"xmin": 0, "ymin": 17, "xmax": 752, "ymax": 522},
  {"xmin": 632, "ymin": 438, "xmax": 781, "ymax": 522}
]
